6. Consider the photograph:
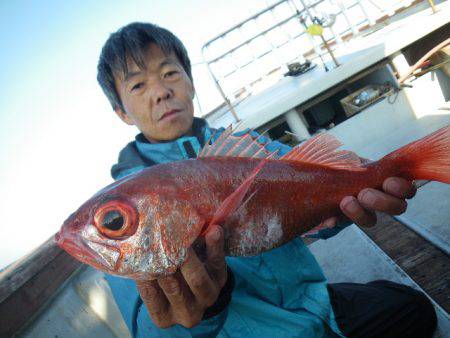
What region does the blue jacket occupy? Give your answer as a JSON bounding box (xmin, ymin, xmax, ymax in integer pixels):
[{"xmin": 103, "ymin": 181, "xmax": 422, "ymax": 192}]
[{"xmin": 106, "ymin": 118, "xmax": 346, "ymax": 337}]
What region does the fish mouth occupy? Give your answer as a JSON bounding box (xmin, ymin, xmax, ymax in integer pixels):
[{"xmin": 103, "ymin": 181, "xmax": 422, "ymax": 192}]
[
  {"xmin": 55, "ymin": 227, "xmax": 111, "ymax": 271},
  {"xmin": 85, "ymin": 240, "xmax": 121, "ymax": 270}
]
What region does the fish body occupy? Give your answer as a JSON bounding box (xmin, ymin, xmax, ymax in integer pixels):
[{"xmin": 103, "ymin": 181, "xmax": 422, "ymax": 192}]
[{"xmin": 56, "ymin": 126, "xmax": 450, "ymax": 280}]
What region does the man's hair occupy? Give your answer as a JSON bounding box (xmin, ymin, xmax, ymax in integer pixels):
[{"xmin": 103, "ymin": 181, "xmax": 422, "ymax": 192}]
[{"xmin": 97, "ymin": 22, "xmax": 193, "ymax": 110}]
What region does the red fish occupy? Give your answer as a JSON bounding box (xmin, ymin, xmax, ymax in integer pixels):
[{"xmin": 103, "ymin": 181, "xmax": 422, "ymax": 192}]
[{"xmin": 55, "ymin": 126, "xmax": 450, "ymax": 280}]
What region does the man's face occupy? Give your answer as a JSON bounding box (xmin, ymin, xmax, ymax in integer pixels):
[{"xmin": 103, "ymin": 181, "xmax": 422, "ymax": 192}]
[{"xmin": 114, "ymin": 43, "xmax": 194, "ymax": 142}]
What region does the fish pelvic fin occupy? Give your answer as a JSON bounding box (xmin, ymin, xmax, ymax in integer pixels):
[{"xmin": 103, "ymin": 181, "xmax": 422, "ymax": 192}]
[
  {"xmin": 301, "ymin": 218, "xmax": 335, "ymax": 238},
  {"xmin": 382, "ymin": 125, "xmax": 450, "ymax": 184},
  {"xmin": 280, "ymin": 132, "xmax": 365, "ymax": 171},
  {"xmin": 199, "ymin": 125, "xmax": 281, "ymax": 159}
]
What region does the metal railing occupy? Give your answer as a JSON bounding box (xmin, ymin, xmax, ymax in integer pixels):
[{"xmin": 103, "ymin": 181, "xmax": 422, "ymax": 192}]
[
  {"xmin": 201, "ymin": 0, "xmax": 426, "ymax": 121},
  {"xmin": 202, "ymin": 0, "xmax": 374, "ymax": 121}
]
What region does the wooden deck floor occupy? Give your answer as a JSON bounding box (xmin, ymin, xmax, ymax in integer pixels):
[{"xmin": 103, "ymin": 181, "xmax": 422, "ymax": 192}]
[{"xmin": 362, "ymin": 212, "xmax": 450, "ymax": 313}]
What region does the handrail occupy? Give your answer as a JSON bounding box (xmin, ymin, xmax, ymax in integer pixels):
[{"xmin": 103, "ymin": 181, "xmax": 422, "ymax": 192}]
[
  {"xmin": 207, "ymin": 11, "xmax": 301, "ymax": 65},
  {"xmin": 204, "ymin": 0, "xmax": 289, "ymax": 47},
  {"xmin": 200, "ymin": 0, "xmax": 349, "ymax": 121},
  {"xmin": 200, "ymin": 0, "xmax": 426, "ymax": 121},
  {"xmin": 202, "ymin": 0, "xmax": 328, "ymax": 63}
]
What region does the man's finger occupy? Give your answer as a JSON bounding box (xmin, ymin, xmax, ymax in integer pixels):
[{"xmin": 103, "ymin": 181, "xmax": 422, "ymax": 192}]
[
  {"xmin": 205, "ymin": 225, "xmax": 227, "ymax": 286},
  {"xmin": 158, "ymin": 271, "xmax": 200, "ymax": 325},
  {"xmin": 358, "ymin": 188, "xmax": 407, "ymax": 215},
  {"xmin": 136, "ymin": 279, "xmax": 171, "ymax": 327},
  {"xmin": 340, "ymin": 196, "xmax": 377, "ymax": 227},
  {"xmin": 181, "ymin": 248, "xmax": 218, "ymax": 307},
  {"xmin": 159, "ymin": 271, "xmax": 192, "ymax": 303},
  {"xmin": 383, "ymin": 177, "xmax": 416, "ymax": 199}
]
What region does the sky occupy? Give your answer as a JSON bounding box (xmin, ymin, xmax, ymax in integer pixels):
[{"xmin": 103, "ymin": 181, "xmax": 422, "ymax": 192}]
[{"xmin": 0, "ymin": 0, "xmax": 280, "ymax": 268}]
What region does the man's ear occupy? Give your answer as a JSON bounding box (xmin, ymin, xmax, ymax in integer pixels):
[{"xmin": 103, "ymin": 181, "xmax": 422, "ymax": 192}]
[{"xmin": 114, "ymin": 107, "xmax": 135, "ymax": 126}]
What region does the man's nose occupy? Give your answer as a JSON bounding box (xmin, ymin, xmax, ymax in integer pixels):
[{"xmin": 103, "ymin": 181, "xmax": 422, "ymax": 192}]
[{"xmin": 152, "ymin": 81, "xmax": 173, "ymax": 105}]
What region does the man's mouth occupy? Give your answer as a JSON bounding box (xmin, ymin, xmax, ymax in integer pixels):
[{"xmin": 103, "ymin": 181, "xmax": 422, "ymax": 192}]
[{"xmin": 159, "ymin": 109, "xmax": 181, "ymax": 121}]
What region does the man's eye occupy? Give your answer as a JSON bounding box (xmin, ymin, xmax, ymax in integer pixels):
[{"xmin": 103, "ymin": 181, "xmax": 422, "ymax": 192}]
[
  {"xmin": 164, "ymin": 71, "xmax": 179, "ymax": 78},
  {"xmin": 131, "ymin": 82, "xmax": 144, "ymax": 91}
]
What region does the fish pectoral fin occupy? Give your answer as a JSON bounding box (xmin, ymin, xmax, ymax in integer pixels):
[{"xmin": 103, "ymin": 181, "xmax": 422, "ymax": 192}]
[
  {"xmin": 281, "ymin": 133, "xmax": 365, "ymax": 171},
  {"xmin": 209, "ymin": 159, "xmax": 267, "ymax": 227}
]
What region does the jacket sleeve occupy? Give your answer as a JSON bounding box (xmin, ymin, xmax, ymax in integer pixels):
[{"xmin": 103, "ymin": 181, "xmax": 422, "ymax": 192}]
[
  {"xmin": 105, "ymin": 272, "xmax": 233, "ymax": 338},
  {"xmin": 137, "ymin": 304, "xmax": 229, "ymax": 338}
]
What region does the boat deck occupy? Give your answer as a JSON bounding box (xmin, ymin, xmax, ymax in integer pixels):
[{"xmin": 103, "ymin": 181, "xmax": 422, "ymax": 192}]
[
  {"xmin": 310, "ymin": 109, "xmax": 450, "ymax": 337},
  {"xmin": 13, "ymin": 106, "xmax": 450, "ymax": 338}
]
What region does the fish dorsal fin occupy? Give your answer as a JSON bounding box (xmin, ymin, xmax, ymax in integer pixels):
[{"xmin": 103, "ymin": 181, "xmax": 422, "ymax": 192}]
[
  {"xmin": 281, "ymin": 133, "xmax": 364, "ymax": 171},
  {"xmin": 199, "ymin": 125, "xmax": 280, "ymax": 159}
]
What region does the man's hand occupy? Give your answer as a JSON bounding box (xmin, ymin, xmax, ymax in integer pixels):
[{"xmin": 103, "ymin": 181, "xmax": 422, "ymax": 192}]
[
  {"xmin": 136, "ymin": 225, "xmax": 228, "ymax": 328},
  {"xmin": 339, "ymin": 177, "xmax": 417, "ymax": 227}
]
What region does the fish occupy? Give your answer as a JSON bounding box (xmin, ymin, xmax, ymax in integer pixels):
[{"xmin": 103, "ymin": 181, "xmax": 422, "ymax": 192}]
[{"xmin": 55, "ymin": 126, "xmax": 450, "ymax": 280}]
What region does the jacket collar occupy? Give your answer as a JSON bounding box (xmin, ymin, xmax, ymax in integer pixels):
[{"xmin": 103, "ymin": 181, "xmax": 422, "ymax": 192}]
[{"xmin": 111, "ymin": 118, "xmax": 215, "ymax": 179}]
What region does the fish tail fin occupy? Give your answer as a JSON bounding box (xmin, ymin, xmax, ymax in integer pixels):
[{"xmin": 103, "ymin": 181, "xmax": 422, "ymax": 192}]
[{"xmin": 383, "ymin": 126, "xmax": 450, "ymax": 184}]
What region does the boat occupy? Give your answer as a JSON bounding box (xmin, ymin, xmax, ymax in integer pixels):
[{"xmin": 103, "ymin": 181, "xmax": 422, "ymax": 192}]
[{"xmin": 1, "ymin": 1, "xmax": 449, "ymax": 337}]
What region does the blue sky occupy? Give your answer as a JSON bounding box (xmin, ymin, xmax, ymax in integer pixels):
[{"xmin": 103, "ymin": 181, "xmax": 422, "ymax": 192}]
[{"xmin": 0, "ymin": 0, "xmax": 274, "ymax": 267}]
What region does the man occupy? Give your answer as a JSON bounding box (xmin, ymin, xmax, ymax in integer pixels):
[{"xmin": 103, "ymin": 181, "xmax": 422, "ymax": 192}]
[{"xmin": 97, "ymin": 22, "xmax": 437, "ymax": 337}]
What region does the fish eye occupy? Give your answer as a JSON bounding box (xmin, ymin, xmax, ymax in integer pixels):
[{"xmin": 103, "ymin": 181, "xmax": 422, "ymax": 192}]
[
  {"xmin": 102, "ymin": 210, "xmax": 124, "ymax": 231},
  {"xmin": 94, "ymin": 199, "xmax": 138, "ymax": 239}
]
